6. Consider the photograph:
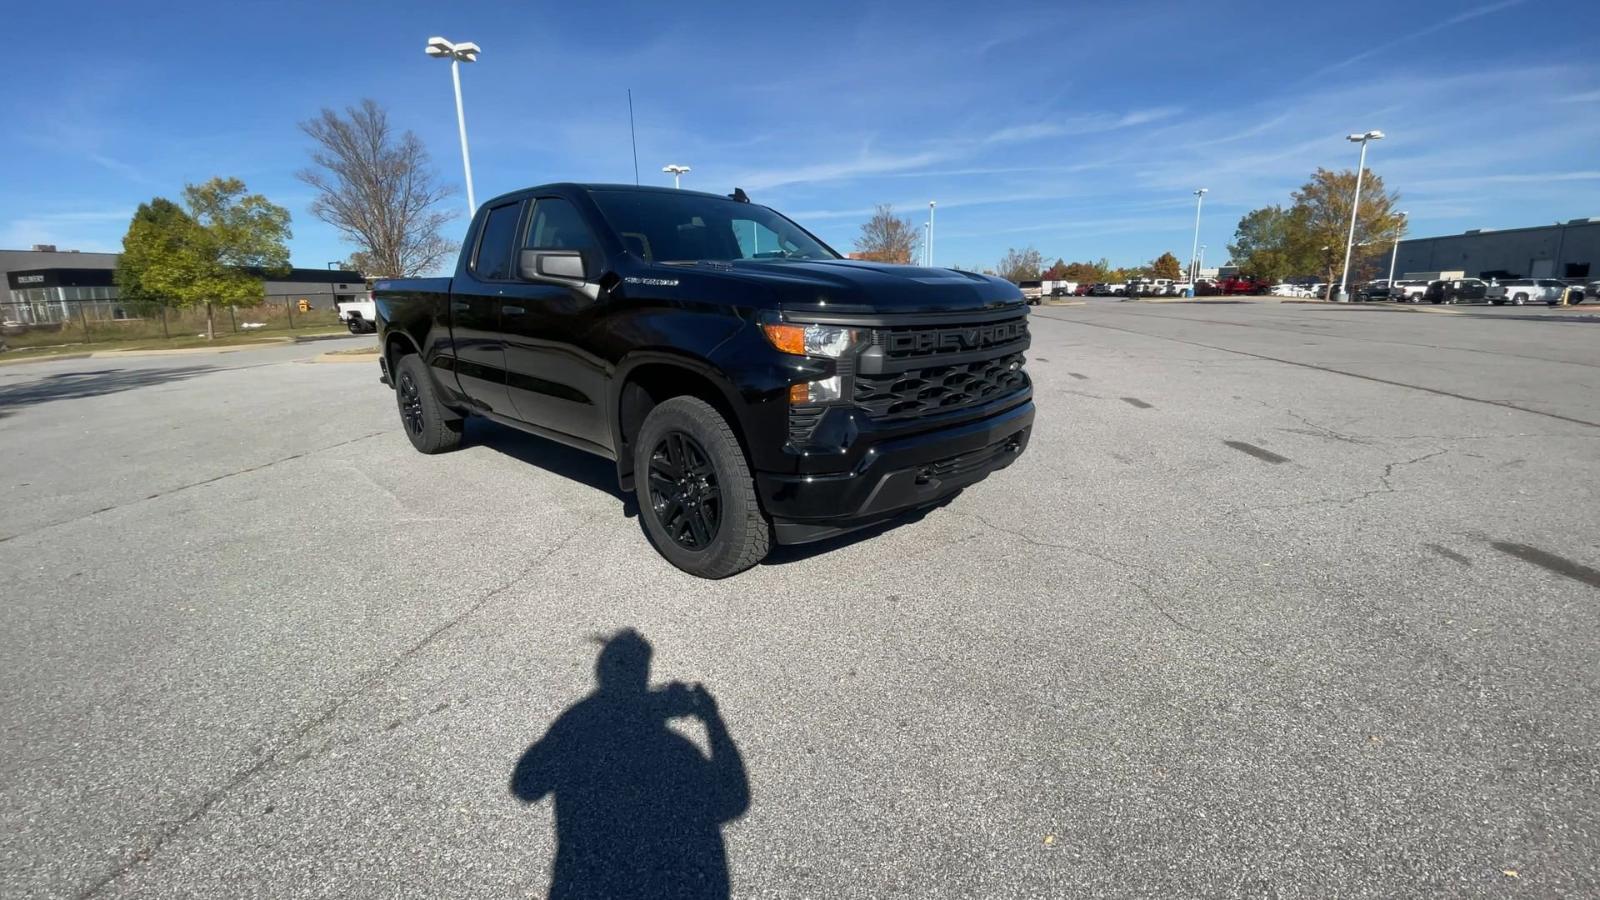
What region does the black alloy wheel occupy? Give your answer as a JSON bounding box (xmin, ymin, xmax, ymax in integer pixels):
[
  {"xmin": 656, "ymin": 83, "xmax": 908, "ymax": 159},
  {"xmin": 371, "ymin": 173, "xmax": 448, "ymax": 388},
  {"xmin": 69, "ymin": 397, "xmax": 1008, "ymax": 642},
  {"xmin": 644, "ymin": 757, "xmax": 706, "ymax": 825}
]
[
  {"xmin": 647, "ymin": 431, "xmax": 722, "ymax": 550},
  {"xmin": 398, "ymin": 371, "xmax": 426, "ymax": 437}
]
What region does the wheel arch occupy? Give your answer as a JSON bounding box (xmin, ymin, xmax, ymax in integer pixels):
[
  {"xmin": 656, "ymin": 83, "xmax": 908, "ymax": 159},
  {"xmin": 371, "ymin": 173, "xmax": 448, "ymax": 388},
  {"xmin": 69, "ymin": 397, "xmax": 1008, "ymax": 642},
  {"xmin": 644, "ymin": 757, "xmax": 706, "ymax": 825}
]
[
  {"xmin": 611, "ymin": 352, "xmax": 750, "ymax": 493},
  {"xmin": 384, "ymin": 329, "xmax": 422, "ymax": 373}
]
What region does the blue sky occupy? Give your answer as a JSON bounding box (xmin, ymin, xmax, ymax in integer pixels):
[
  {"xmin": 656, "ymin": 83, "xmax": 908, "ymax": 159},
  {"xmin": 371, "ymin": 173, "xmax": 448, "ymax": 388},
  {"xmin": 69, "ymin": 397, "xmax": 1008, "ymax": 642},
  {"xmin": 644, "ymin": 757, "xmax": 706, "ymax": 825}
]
[{"xmin": 4, "ymin": 0, "xmax": 1598, "ymax": 273}]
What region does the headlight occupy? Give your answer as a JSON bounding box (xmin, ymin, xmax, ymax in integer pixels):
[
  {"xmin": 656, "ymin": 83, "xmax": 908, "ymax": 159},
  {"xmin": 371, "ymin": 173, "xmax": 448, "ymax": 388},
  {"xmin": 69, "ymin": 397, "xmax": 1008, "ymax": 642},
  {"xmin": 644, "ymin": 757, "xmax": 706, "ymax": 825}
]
[{"xmin": 760, "ymin": 322, "xmax": 860, "ymax": 358}]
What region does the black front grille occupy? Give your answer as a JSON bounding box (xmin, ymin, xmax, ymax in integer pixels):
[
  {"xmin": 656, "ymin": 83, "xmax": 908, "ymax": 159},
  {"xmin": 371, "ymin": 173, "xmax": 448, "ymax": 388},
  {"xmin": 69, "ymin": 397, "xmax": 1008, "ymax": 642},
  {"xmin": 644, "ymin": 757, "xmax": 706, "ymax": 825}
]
[
  {"xmin": 925, "ymin": 434, "xmax": 1023, "ymax": 479},
  {"xmin": 853, "ymin": 353, "xmax": 1027, "ymax": 420},
  {"xmin": 872, "ymin": 316, "xmax": 1029, "ymax": 361}
]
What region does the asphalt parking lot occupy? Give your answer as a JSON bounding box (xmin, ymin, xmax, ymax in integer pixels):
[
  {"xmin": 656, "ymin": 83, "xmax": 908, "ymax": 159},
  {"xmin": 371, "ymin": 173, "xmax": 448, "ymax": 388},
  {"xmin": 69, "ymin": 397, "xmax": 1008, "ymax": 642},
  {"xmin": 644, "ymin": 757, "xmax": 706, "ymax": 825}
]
[{"xmin": 3, "ymin": 300, "xmax": 1597, "ymax": 898}]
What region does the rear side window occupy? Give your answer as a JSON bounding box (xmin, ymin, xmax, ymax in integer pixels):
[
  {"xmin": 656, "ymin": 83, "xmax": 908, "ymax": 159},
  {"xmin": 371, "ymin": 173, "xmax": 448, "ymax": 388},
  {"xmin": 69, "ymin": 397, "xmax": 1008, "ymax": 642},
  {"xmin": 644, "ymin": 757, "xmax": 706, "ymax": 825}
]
[{"xmin": 474, "ymin": 203, "xmax": 523, "ymax": 280}]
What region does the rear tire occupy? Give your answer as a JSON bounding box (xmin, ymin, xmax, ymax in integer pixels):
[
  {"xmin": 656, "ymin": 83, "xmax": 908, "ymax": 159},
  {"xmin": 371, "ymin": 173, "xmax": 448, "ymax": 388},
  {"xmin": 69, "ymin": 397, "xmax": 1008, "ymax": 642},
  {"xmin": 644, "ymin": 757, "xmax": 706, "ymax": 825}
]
[
  {"xmin": 635, "ymin": 396, "xmax": 770, "ymax": 578},
  {"xmin": 1512, "ymin": 294, "xmax": 1527, "ymax": 306},
  {"xmin": 394, "ymin": 354, "xmax": 463, "ymax": 454}
]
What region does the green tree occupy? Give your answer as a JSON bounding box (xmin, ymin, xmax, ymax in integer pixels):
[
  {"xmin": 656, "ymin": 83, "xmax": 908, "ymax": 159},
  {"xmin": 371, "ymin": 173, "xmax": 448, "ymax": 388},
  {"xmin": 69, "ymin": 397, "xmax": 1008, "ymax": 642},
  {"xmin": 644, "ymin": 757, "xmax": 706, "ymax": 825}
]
[
  {"xmin": 1060, "ymin": 259, "xmax": 1110, "ymax": 282},
  {"xmin": 1042, "ymin": 258, "xmax": 1071, "ymax": 280},
  {"xmin": 117, "ymin": 198, "xmax": 199, "ymax": 339},
  {"xmin": 1225, "ymin": 205, "xmax": 1310, "ymax": 283},
  {"xmin": 180, "ymin": 177, "xmax": 293, "ymax": 339},
  {"xmin": 1288, "ymin": 168, "xmax": 1402, "ymax": 293},
  {"xmin": 996, "ymin": 246, "xmax": 1044, "ymax": 282},
  {"xmin": 1149, "ymin": 251, "xmax": 1183, "ymax": 281}
]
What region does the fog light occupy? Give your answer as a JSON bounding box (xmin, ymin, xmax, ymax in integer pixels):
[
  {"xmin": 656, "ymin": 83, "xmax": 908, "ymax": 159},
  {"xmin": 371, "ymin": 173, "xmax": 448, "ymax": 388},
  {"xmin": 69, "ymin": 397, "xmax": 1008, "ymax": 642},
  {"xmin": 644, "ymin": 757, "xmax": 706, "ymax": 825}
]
[{"xmin": 791, "ymin": 376, "xmax": 842, "ymax": 404}]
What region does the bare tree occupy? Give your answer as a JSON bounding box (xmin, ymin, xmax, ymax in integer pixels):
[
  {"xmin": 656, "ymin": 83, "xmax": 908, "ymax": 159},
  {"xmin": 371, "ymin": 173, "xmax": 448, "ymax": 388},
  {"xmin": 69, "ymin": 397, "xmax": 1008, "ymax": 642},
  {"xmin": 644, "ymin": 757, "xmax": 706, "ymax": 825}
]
[
  {"xmin": 851, "ymin": 204, "xmax": 922, "ymax": 264},
  {"xmin": 297, "ymin": 99, "xmax": 458, "ymax": 277},
  {"xmin": 996, "ymin": 247, "xmax": 1044, "ymax": 283}
]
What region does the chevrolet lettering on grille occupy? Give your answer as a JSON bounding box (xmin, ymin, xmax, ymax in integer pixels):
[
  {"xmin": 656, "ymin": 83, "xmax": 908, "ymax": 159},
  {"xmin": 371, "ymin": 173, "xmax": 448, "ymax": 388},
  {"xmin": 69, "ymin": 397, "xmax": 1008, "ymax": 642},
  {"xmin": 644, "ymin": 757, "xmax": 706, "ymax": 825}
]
[{"xmin": 885, "ymin": 320, "xmax": 1027, "ymax": 354}]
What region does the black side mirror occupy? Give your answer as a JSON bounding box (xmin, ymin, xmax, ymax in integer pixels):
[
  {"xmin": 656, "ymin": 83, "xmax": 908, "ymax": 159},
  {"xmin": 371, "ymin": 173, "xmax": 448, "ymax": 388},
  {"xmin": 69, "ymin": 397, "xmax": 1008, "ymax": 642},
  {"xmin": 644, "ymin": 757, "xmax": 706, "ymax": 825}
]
[{"xmin": 518, "ymin": 249, "xmax": 599, "ymax": 300}]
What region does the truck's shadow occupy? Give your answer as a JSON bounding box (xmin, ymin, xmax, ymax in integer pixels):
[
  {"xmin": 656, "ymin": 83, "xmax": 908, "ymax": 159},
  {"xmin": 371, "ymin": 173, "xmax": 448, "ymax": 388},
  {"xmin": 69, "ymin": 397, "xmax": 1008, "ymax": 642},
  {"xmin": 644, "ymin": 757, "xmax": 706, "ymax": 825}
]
[
  {"xmin": 463, "ymin": 418, "xmax": 960, "ymax": 561},
  {"xmin": 0, "ymin": 365, "xmax": 216, "ymax": 418},
  {"xmin": 510, "ymin": 629, "xmax": 749, "ymax": 900},
  {"xmin": 463, "ymin": 418, "xmax": 638, "ymax": 518},
  {"xmin": 761, "ymin": 491, "xmax": 963, "ymax": 566}
]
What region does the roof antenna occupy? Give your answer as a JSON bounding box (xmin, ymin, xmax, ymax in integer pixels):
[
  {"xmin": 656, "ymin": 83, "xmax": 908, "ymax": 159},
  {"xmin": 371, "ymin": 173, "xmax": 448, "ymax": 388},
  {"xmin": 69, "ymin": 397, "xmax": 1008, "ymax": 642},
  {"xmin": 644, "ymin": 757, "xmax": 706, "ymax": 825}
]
[
  {"xmin": 729, "ymin": 187, "xmax": 749, "ymax": 203},
  {"xmin": 627, "ymin": 89, "xmax": 640, "ymax": 186}
]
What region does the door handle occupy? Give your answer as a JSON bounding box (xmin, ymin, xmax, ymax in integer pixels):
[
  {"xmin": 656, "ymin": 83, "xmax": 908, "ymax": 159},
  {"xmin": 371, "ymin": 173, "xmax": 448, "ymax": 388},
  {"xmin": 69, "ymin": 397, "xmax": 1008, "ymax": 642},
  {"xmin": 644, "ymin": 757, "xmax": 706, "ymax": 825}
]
[
  {"xmin": 450, "ymin": 301, "xmax": 469, "ymax": 312},
  {"xmin": 503, "ymin": 305, "xmax": 526, "ymax": 315}
]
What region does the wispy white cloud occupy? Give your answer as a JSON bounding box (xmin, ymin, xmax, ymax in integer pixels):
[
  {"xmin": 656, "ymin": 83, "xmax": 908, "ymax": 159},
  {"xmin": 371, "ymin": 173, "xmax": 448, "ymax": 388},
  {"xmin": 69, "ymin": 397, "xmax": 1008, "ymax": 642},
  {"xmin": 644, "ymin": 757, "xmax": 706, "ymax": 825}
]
[
  {"xmin": 984, "ymin": 122, "xmax": 1068, "ymax": 144},
  {"xmin": 1554, "ymin": 88, "xmax": 1600, "ymax": 103},
  {"xmin": 731, "ymin": 148, "xmax": 951, "ymax": 191},
  {"xmin": 0, "ymin": 209, "xmax": 132, "ymax": 252},
  {"xmin": 1444, "ymin": 0, "xmax": 1527, "ymax": 26},
  {"xmin": 81, "ymin": 152, "xmax": 153, "ymax": 185},
  {"xmin": 1410, "ymin": 170, "xmax": 1600, "ymax": 188},
  {"xmin": 1305, "ymin": 0, "xmax": 1530, "ymax": 81},
  {"xmin": 983, "ymin": 107, "xmax": 1181, "ymax": 144}
]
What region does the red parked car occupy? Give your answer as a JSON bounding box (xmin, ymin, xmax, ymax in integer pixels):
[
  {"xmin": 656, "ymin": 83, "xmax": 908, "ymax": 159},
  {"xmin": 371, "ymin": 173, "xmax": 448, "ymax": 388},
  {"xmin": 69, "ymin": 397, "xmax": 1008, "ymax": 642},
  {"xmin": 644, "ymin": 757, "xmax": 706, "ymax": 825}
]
[{"xmin": 1215, "ymin": 276, "xmax": 1273, "ymax": 296}]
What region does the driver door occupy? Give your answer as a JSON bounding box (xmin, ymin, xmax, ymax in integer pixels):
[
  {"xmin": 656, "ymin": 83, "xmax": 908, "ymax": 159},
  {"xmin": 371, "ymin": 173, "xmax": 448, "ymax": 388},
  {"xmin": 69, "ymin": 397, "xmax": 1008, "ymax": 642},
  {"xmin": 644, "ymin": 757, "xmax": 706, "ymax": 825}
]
[{"xmin": 499, "ymin": 196, "xmax": 610, "ymax": 450}]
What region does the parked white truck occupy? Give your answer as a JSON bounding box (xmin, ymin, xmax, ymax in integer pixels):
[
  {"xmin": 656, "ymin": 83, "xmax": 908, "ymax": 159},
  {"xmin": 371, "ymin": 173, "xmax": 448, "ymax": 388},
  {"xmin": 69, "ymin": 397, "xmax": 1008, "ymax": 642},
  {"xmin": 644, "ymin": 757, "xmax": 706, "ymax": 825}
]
[{"xmin": 335, "ymin": 292, "xmax": 377, "ymax": 334}]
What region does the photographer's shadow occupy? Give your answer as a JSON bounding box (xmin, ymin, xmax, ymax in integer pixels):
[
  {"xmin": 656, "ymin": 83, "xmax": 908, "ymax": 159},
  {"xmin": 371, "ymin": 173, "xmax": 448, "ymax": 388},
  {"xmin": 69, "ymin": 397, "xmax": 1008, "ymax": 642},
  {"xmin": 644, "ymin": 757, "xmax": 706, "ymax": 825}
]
[{"xmin": 511, "ymin": 629, "xmax": 750, "ymax": 900}]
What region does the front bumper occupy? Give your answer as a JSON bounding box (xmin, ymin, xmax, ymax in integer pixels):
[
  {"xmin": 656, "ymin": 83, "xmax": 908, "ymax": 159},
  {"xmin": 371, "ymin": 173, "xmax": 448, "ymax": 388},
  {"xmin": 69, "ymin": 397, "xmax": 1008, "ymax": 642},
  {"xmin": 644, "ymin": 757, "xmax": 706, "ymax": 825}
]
[{"xmin": 757, "ymin": 398, "xmax": 1034, "ymax": 545}]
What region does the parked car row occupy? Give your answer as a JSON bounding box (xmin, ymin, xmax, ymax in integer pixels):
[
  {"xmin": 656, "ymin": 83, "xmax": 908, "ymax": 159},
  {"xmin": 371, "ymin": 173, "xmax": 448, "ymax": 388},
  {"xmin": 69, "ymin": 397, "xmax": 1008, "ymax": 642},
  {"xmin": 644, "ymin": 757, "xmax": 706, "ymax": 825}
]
[
  {"xmin": 1354, "ymin": 277, "xmax": 1590, "ymax": 306},
  {"xmin": 1030, "ymin": 274, "xmax": 1594, "ymax": 306}
]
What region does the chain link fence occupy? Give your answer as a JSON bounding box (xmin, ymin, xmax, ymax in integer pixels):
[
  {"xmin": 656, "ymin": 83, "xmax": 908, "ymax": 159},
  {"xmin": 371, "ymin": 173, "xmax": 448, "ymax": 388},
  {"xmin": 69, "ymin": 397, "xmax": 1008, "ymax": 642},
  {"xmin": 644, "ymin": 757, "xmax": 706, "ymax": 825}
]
[{"xmin": 1, "ymin": 297, "xmax": 341, "ymax": 350}]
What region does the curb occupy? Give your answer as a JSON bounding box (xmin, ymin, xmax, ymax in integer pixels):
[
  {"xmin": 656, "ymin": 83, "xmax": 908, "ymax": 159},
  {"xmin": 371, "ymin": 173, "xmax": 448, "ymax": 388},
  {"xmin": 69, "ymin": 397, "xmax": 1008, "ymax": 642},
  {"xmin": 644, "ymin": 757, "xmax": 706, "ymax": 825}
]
[
  {"xmin": 312, "ymin": 351, "xmax": 381, "ymax": 364},
  {"xmin": 92, "ymin": 346, "xmax": 256, "ymax": 357},
  {"xmin": 0, "ymin": 352, "xmax": 94, "ymax": 367}
]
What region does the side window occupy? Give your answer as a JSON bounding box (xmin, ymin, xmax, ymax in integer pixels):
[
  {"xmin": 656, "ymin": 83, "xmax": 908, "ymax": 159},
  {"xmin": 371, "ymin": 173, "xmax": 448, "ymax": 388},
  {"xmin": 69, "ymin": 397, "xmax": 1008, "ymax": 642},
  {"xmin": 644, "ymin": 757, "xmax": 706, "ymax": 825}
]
[
  {"xmin": 526, "ymin": 198, "xmax": 597, "ymax": 253},
  {"xmin": 474, "ymin": 203, "xmax": 522, "ymax": 280}
]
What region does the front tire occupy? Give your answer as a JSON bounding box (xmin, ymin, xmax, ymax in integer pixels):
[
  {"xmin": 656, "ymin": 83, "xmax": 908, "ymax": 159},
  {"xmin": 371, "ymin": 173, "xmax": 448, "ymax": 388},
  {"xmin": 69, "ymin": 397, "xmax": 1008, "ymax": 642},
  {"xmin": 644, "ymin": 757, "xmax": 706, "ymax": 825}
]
[
  {"xmin": 394, "ymin": 354, "xmax": 463, "ymax": 454},
  {"xmin": 1512, "ymin": 293, "xmax": 1527, "ymax": 306},
  {"xmin": 635, "ymin": 396, "xmax": 770, "ymax": 578}
]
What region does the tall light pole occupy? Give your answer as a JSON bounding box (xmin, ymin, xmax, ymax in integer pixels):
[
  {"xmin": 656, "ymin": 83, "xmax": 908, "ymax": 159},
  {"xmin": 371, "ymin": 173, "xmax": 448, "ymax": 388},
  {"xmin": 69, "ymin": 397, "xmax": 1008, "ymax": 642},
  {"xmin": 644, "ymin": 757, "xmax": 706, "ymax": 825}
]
[
  {"xmin": 662, "ymin": 164, "xmax": 690, "ymax": 189},
  {"xmin": 425, "ymin": 36, "xmax": 481, "ymax": 217},
  {"xmin": 1335, "ymin": 130, "xmax": 1384, "ymax": 302},
  {"xmin": 1387, "ymin": 210, "xmax": 1406, "ymax": 290},
  {"xmin": 1199, "ymin": 244, "xmax": 1206, "ymax": 279},
  {"xmin": 927, "ymin": 201, "xmax": 936, "ymax": 267},
  {"xmin": 923, "ymin": 222, "xmax": 931, "ymax": 266},
  {"xmin": 1188, "ymin": 188, "xmax": 1207, "ymax": 297}
]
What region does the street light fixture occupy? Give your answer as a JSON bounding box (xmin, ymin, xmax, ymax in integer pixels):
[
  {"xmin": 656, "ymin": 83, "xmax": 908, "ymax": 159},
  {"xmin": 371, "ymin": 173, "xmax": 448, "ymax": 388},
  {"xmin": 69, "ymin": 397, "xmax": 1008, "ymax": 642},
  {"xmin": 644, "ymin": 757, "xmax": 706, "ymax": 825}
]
[
  {"xmin": 425, "ymin": 36, "xmax": 481, "ymax": 216},
  {"xmin": 1387, "ymin": 211, "xmax": 1406, "ymax": 291},
  {"xmin": 1188, "ymin": 188, "xmax": 1207, "ymax": 297},
  {"xmin": 1335, "ymin": 130, "xmax": 1384, "ymax": 302},
  {"xmin": 662, "ymin": 164, "xmax": 691, "ymax": 189}
]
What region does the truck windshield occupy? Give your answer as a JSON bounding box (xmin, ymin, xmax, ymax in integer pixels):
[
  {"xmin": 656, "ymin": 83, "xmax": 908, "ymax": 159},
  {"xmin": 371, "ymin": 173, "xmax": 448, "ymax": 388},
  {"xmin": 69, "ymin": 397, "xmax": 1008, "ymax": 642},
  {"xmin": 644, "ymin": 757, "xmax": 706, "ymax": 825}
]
[{"xmin": 588, "ymin": 189, "xmax": 838, "ymax": 264}]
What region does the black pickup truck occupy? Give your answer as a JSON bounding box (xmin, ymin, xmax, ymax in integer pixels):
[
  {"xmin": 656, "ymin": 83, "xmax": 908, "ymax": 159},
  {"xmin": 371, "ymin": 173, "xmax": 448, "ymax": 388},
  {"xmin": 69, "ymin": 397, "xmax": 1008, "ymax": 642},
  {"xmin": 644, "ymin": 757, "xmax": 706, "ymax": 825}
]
[{"xmin": 375, "ymin": 184, "xmax": 1034, "ymax": 577}]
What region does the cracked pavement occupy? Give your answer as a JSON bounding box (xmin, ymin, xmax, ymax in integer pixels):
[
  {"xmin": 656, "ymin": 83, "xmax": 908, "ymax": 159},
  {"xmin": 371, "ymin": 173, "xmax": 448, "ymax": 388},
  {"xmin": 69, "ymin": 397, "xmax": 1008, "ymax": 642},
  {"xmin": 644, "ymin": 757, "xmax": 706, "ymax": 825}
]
[{"xmin": 2, "ymin": 300, "xmax": 1598, "ymax": 898}]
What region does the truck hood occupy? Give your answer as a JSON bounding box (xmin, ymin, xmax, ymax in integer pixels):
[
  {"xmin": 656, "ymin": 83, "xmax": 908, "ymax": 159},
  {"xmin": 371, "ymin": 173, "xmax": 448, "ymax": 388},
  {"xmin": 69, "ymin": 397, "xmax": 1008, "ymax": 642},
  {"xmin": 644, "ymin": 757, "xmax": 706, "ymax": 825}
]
[{"xmin": 673, "ymin": 258, "xmax": 1025, "ymax": 316}]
